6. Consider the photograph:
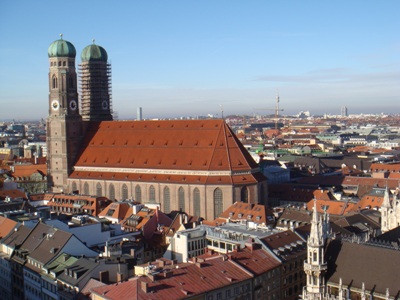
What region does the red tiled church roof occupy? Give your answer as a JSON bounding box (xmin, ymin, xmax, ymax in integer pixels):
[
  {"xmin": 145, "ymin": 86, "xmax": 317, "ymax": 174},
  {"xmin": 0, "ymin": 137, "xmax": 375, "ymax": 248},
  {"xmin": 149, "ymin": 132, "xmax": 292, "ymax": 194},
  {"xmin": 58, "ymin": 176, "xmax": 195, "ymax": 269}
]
[{"xmin": 71, "ymin": 120, "xmax": 264, "ymax": 184}]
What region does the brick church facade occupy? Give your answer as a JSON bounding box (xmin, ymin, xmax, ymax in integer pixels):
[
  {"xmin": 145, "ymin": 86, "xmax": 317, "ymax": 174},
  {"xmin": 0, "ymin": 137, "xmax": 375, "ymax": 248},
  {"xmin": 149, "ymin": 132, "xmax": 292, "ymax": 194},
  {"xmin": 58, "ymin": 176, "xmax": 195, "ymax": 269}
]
[{"xmin": 46, "ymin": 36, "xmax": 268, "ymax": 220}]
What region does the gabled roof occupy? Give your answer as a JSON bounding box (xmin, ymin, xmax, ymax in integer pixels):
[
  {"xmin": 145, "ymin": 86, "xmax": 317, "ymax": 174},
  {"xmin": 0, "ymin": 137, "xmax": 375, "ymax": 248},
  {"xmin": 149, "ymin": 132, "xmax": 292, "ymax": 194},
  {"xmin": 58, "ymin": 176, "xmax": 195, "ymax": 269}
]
[
  {"xmin": 325, "ymin": 240, "xmax": 400, "ymax": 295},
  {"xmin": 306, "ymin": 199, "xmax": 356, "ymax": 216},
  {"xmin": 57, "ymin": 257, "xmax": 98, "ymax": 286},
  {"xmin": 98, "ymin": 201, "xmax": 132, "ymax": 222},
  {"xmin": 0, "ymin": 216, "xmax": 18, "ymax": 238},
  {"xmin": 1, "ymin": 223, "xmax": 30, "ymax": 248},
  {"xmin": 0, "ymin": 189, "xmax": 27, "ymax": 200},
  {"xmin": 28, "ymin": 229, "xmax": 72, "ymax": 265},
  {"xmin": 92, "ymin": 256, "xmax": 253, "ymax": 299},
  {"xmin": 258, "ymin": 230, "xmax": 306, "ymax": 261},
  {"xmin": 12, "ymin": 163, "xmax": 47, "ymax": 178},
  {"xmin": 71, "ymin": 120, "xmax": 264, "ymax": 184},
  {"xmin": 218, "ymin": 201, "xmax": 274, "ymax": 225}
]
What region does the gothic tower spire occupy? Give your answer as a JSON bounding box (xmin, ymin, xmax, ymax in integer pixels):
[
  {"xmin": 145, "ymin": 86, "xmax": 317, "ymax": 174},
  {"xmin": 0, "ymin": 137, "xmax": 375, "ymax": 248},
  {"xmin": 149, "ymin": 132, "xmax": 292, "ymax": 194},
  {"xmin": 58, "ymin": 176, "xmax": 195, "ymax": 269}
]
[
  {"xmin": 303, "ymin": 199, "xmax": 328, "ymax": 299},
  {"xmin": 47, "ymin": 35, "xmax": 82, "ymax": 192},
  {"xmin": 381, "ymin": 185, "xmax": 391, "ymax": 233}
]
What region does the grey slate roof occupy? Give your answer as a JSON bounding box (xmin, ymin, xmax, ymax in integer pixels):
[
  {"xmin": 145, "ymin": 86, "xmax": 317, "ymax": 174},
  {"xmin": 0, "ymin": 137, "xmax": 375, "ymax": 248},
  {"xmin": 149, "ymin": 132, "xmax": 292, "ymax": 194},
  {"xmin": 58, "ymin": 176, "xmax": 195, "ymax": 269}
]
[{"xmin": 325, "ymin": 239, "xmax": 400, "ymax": 295}]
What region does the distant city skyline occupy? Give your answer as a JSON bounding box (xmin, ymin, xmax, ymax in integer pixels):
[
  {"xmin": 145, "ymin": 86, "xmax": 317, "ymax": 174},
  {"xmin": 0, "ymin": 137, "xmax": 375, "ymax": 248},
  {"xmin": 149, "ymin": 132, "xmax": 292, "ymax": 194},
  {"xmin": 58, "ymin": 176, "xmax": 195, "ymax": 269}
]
[{"xmin": 0, "ymin": 1, "xmax": 399, "ymax": 120}]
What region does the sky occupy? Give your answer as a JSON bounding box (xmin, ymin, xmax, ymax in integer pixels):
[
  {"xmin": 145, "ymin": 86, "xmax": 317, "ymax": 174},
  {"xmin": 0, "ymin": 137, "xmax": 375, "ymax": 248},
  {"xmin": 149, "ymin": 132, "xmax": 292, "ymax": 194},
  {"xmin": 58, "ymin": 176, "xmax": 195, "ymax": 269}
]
[{"xmin": 0, "ymin": 1, "xmax": 399, "ymax": 120}]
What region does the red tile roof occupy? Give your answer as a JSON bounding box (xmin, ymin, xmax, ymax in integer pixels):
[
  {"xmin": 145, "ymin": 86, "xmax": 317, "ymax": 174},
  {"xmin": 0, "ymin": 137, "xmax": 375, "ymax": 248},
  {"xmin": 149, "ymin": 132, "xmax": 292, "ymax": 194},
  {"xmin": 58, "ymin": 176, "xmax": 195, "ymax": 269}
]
[
  {"xmin": 12, "ymin": 164, "xmax": 47, "ymax": 177},
  {"xmin": 71, "ymin": 120, "xmax": 264, "ymax": 184},
  {"xmin": 0, "ymin": 189, "xmax": 27, "ymax": 200},
  {"xmin": 91, "ymin": 256, "xmax": 253, "ymax": 299},
  {"xmin": 0, "ymin": 216, "xmax": 18, "ymax": 238},
  {"xmin": 306, "ymin": 199, "xmax": 356, "ymax": 216},
  {"xmin": 218, "ymin": 201, "xmax": 274, "ymax": 225}
]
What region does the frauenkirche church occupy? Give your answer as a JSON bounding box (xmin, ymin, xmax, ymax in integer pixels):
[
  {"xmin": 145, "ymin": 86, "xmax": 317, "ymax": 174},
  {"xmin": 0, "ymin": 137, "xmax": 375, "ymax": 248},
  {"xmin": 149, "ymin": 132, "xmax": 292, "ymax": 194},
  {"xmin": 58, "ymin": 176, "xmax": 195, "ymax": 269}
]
[{"xmin": 46, "ymin": 36, "xmax": 268, "ymax": 220}]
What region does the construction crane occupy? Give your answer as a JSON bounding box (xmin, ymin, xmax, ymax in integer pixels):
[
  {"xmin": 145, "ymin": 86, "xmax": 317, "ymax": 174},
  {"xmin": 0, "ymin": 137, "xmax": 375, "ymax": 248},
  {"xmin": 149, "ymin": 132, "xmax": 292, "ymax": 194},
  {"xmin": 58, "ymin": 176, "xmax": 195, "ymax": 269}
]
[{"xmin": 254, "ymin": 93, "xmax": 284, "ymax": 130}]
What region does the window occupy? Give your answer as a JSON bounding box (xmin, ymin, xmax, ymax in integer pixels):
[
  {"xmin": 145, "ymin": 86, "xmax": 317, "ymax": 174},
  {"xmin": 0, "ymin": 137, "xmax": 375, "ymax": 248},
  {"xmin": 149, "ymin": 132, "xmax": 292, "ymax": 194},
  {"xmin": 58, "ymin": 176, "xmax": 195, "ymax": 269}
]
[
  {"xmin": 164, "ymin": 186, "xmax": 171, "ymax": 213},
  {"xmin": 121, "ymin": 184, "xmax": 128, "ymax": 200},
  {"xmin": 52, "ymin": 76, "xmax": 58, "ymax": 89},
  {"xmin": 71, "ymin": 182, "xmax": 77, "ymax": 192},
  {"xmin": 193, "ymin": 188, "xmax": 200, "ymax": 217},
  {"xmin": 109, "ymin": 184, "xmax": 115, "ymax": 201},
  {"xmin": 149, "ymin": 185, "xmax": 156, "ymax": 203},
  {"xmin": 213, "ymin": 188, "xmax": 223, "ymax": 219},
  {"xmin": 241, "ymin": 186, "xmax": 248, "ymax": 202},
  {"xmin": 83, "ymin": 183, "xmax": 89, "ymax": 195},
  {"xmin": 96, "ymin": 183, "xmax": 102, "ymax": 197},
  {"xmin": 178, "ymin": 187, "xmax": 185, "ymax": 211},
  {"xmin": 135, "ymin": 185, "xmax": 142, "ymax": 202}
]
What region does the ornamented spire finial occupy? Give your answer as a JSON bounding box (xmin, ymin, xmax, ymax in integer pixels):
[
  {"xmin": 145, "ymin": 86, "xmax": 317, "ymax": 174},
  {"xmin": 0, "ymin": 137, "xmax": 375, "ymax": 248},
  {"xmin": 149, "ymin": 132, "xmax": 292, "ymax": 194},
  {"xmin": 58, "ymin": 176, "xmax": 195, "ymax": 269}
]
[
  {"xmin": 60, "ymin": 33, "xmax": 63, "ymax": 40},
  {"xmin": 92, "ymin": 38, "xmax": 95, "ymax": 44}
]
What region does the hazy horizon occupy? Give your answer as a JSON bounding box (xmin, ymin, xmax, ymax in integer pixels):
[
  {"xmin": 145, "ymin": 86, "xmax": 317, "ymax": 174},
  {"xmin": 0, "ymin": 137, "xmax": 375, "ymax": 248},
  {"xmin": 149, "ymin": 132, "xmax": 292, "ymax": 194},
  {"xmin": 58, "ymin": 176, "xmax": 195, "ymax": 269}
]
[{"xmin": 1, "ymin": 1, "xmax": 399, "ymax": 120}]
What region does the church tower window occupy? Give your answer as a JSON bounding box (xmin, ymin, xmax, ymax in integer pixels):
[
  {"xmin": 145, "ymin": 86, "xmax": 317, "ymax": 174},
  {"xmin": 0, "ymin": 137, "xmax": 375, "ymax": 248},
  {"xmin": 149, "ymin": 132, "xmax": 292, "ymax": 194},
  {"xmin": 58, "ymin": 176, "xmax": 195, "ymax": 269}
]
[
  {"xmin": 193, "ymin": 188, "xmax": 200, "ymax": 217},
  {"xmin": 84, "ymin": 183, "xmax": 89, "ymax": 195},
  {"xmin": 109, "ymin": 184, "xmax": 115, "ymax": 201},
  {"xmin": 241, "ymin": 186, "xmax": 248, "ymax": 202},
  {"xmin": 121, "ymin": 184, "xmax": 128, "ymax": 200},
  {"xmin": 96, "ymin": 183, "xmax": 102, "ymax": 197},
  {"xmin": 149, "ymin": 185, "xmax": 156, "ymax": 203},
  {"xmin": 71, "ymin": 182, "xmax": 77, "ymax": 192},
  {"xmin": 213, "ymin": 188, "xmax": 223, "ymax": 219},
  {"xmin": 178, "ymin": 187, "xmax": 185, "ymax": 211},
  {"xmin": 164, "ymin": 186, "xmax": 170, "ymax": 213},
  {"xmin": 135, "ymin": 185, "xmax": 142, "ymax": 202},
  {"xmin": 52, "ymin": 76, "xmax": 58, "ymax": 89}
]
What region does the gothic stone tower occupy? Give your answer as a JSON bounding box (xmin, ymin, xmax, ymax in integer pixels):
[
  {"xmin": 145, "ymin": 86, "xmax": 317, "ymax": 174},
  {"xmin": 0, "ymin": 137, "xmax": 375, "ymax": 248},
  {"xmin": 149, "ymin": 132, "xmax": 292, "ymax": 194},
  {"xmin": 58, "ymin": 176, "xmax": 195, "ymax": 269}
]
[
  {"xmin": 47, "ymin": 35, "xmax": 82, "ymax": 192},
  {"xmin": 79, "ymin": 41, "xmax": 113, "ymax": 121},
  {"xmin": 381, "ymin": 186, "xmax": 400, "ymax": 233},
  {"xmin": 303, "ymin": 200, "xmax": 328, "ymax": 299}
]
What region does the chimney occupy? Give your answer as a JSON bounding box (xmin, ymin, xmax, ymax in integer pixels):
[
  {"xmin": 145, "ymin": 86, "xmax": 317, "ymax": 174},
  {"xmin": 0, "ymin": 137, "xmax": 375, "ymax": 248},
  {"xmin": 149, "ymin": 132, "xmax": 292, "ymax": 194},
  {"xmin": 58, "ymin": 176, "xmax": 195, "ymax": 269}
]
[
  {"xmin": 141, "ymin": 281, "xmax": 148, "ymax": 293},
  {"xmin": 163, "ymin": 270, "xmax": 172, "ymax": 278},
  {"xmin": 99, "ymin": 271, "xmax": 109, "ymax": 283},
  {"xmin": 157, "ymin": 259, "xmax": 166, "ymax": 267},
  {"xmin": 117, "ymin": 272, "xmax": 123, "ymax": 283},
  {"xmin": 179, "ymin": 213, "xmax": 183, "ymax": 224}
]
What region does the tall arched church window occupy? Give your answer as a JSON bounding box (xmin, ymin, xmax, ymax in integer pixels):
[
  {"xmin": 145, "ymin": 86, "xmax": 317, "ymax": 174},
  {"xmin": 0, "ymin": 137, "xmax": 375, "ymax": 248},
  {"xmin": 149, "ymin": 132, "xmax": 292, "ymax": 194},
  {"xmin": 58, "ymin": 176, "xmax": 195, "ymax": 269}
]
[
  {"xmin": 135, "ymin": 185, "xmax": 142, "ymax": 202},
  {"xmin": 149, "ymin": 185, "xmax": 156, "ymax": 203},
  {"xmin": 109, "ymin": 184, "xmax": 115, "ymax": 201},
  {"xmin": 164, "ymin": 186, "xmax": 170, "ymax": 213},
  {"xmin": 84, "ymin": 182, "xmax": 89, "ymax": 195},
  {"xmin": 96, "ymin": 183, "xmax": 102, "ymax": 197},
  {"xmin": 241, "ymin": 186, "xmax": 248, "ymax": 202},
  {"xmin": 121, "ymin": 184, "xmax": 128, "ymax": 200},
  {"xmin": 213, "ymin": 188, "xmax": 223, "ymax": 219},
  {"xmin": 178, "ymin": 187, "xmax": 185, "ymax": 212},
  {"xmin": 71, "ymin": 182, "xmax": 77, "ymax": 192},
  {"xmin": 69, "ymin": 76, "xmax": 74, "ymax": 89},
  {"xmin": 52, "ymin": 76, "xmax": 58, "ymax": 89},
  {"xmin": 193, "ymin": 188, "xmax": 201, "ymax": 217}
]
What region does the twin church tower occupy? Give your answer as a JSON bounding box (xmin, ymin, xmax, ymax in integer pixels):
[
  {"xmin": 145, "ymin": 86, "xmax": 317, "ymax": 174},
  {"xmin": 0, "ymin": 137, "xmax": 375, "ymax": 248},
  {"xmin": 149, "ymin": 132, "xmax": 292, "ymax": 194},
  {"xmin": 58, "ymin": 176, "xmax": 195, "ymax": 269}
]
[{"xmin": 46, "ymin": 35, "xmax": 112, "ymax": 192}]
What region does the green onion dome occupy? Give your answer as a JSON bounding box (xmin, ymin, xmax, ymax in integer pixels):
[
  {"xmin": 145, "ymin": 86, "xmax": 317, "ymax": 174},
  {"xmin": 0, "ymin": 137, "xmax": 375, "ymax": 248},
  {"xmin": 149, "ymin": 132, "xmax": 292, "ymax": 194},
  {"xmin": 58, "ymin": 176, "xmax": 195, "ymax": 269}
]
[
  {"xmin": 81, "ymin": 40, "xmax": 108, "ymax": 62},
  {"xmin": 48, "ymin": 34, "xmax": 76, "ymax": 58}
]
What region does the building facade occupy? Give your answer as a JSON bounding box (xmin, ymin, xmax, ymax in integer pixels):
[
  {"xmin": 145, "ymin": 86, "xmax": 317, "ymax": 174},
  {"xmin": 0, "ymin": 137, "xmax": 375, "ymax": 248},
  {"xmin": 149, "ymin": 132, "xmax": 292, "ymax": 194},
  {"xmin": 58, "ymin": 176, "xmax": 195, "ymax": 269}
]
[{"xmin": 46, "ymin": 37, "xmax": 268, "ymax": 220}]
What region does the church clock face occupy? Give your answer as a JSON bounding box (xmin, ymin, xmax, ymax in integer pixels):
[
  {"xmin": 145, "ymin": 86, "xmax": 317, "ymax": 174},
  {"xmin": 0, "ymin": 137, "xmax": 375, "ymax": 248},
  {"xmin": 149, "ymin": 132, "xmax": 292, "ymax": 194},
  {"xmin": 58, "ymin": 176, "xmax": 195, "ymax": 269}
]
[
  {"xmin": 51, "ymin": 100, "xmax": 60, "ymax": 111},
  {"xmin": 102, "ymin": 100, "xmax": 108, "ymax": 110},
  {"xmin": 69, "ymin": 100, "xmax": 77, "ymax": 111}
]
